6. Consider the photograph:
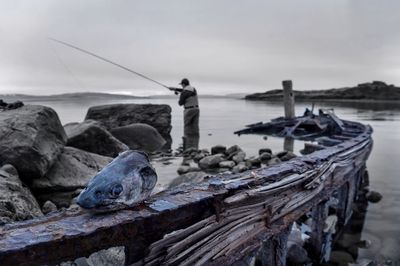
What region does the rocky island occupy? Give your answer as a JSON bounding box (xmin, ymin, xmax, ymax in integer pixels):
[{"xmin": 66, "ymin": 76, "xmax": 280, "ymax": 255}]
[{"xmin": 245, "ymin": 81, "xmax": 400, "ymax": 101}]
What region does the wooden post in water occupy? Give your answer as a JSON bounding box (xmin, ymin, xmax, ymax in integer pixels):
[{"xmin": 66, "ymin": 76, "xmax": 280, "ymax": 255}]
[{"xmin": 282, "ymin": 80, "xmax": 295, "ymax": 119}]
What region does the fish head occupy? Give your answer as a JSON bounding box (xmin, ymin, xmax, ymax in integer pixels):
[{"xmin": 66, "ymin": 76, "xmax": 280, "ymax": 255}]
[{"xmin": 77, "ymin": 150, "xmax": 157, "ymax": 211}]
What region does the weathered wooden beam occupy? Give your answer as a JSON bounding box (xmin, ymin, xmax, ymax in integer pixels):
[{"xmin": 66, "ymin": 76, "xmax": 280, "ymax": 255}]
[
  {"xmin": 308, "ymin": 200, "xmax": 330, "ymax": 264},
  {"xmin": 256, "ymin": 224, "xmax": 292, "ymax": 266}
]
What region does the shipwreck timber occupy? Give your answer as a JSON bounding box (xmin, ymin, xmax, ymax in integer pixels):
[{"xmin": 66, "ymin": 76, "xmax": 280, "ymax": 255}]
[{"xmin": 0, "ymin": 85, "xmax": 373, "ymax": 266}]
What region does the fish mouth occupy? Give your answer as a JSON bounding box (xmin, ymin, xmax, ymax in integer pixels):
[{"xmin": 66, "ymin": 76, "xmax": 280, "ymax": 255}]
[{"xmin": 78, "ymin": 201, "xmax": 129, "ymax": 213}]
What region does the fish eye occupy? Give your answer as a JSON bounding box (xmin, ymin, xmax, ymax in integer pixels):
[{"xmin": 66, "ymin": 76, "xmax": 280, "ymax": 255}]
[{"xmin": 109, "ymin": 184, "xmax": 123, "ymax": 198}]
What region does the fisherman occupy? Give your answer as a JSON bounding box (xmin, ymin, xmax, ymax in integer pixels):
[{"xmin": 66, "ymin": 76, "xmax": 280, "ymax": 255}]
[{"xmin": 169, "ymin": 78, "xmax": 200, "ymax": 151}]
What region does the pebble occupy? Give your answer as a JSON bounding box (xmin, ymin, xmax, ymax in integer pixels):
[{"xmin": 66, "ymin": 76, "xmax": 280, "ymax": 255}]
[
  {"xmin": 211, "ymin": 145, "xmax": 227, "ymax": 155},
  {"xmin": 259, "ymin": 152, "xmax": 272, "ymax": 163},
  {"xmin": 258, "ymin": 148, "xmax": 272, "ymax": 155},
  {"xmin": 219, "ymin": 160, "xmax": 236, "ymax": 169},
  {"xmin": 366, "ymin": 191, "xmax": 382, "ymax": 203},
  {"xmin": 42, "ymin": 200, "xmax": 57, "ymax": 214}
]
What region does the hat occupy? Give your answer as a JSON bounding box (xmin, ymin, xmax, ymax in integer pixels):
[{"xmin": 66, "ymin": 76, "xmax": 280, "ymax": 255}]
[{"xmin": 179, "ymin": 78, "xmax": 190, "ymax": 86}]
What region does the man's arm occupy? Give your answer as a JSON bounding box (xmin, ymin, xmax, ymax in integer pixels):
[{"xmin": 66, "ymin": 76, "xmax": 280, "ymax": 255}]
[
  {"xmin": 168, "ymin": 87, "xmax": 183, "ymax": 93},
  {"xmin": 178, "ymin": 89, "xmax": 196, "ymax": 106}
]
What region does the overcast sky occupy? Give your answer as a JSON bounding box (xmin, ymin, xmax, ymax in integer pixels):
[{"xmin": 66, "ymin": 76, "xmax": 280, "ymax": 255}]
[{"xmin": 1, "ymin": 0, "xmax": 400, "ymax": 96}]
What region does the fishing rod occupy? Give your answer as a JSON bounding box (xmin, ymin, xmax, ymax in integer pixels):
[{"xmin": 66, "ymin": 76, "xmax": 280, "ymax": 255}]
[{"xmin": 48, "ymin": 37, "xmax": 170, "ymax": 89}]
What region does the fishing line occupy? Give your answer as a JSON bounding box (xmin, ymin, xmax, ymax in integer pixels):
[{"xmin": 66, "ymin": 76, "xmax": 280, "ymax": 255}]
[
  {"xmin": 47, "ymin": 39, "xmax": 87, "ymax": 91},
  {"xmin": 48, "ymin": 38, "xmax": 170, "ymax": 89}
]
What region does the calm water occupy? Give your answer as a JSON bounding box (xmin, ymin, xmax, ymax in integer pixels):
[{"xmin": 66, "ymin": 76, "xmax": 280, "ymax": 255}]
[{"xmin": 24, "ymin": 97, "xmax": 400, "ymax": 261}]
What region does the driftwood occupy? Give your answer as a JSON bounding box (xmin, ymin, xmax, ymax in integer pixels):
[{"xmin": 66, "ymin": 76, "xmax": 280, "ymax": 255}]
[{"xmin": 0, "ymin": 118, "xmax": 372, "ymax": 265}]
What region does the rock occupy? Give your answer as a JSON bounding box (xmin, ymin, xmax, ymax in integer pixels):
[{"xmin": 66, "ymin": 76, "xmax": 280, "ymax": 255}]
[
  {"xmin": 87, "ymin": 246, "xmax": 125, "ymax": 266},
  {"xmin": 31, "ymin": 147, "xmax": 112, "ymax": 205},
  {"xmin": 329, "ymin": 251, "xmax": 355, "ymax": 264},
  {"xmin": 258, "ymin": 148, "xmax": 272, "ymax": 155},
  {"xmin": 232, "ymin": 162, "xmax": 248, "ymax": 173},
  {"xmin": 64, "ymin": 120, "xmax": 128, "ymax": 157},
  {"xmin": 0, "ymin": 164, "xmax": 43, "ymax": 224},
  {"xmin": 177, "ymin": 165, "xmax": 190, "ymax": 175},
  {"xmin": 336, "ymin": 233, "xmax": 362, "ymax": 249},
  {"xmin": 259, "ymin": 152, "xmax": 272, "ymax": 163},
  {"xmin": 85, "ymin": 103, "xmax": 172, "ymax": 146},
  {"xmin": 211, "ymin": 145, "xmax": 226, "ymax": 155},
  {"xmin": 287, "ymin": 244, "xmax": 310, "ymax": 264},
  {"xmin": 280, "ymin": 151, "xmax": 297, "ymax": 161},
  {"xmin": 226, "ymin": 145, "xmax": 242, "ymax": 156},
  {"xmin": 276, "ymin": 151, "xmax": 288, "ymax": 158},
  {"xmin": 356, "ymin": 239, "xmax": 372, "ymax": 249},
  {"xmin": 199, "ymin": 154, "xmax": 225, "ymax": 169},
  {"xmin": 110, "ymin": 123, "xmax": 166, "ymax": 153},
  {"xmin": 219, "ymin": 160, "xmax": 236, "ymax": 169},
  {"xmin": 247, "ymin": 157, "xmax": 261, "ymax": 168},
  {"xmin": 193, "ymin": 152, "xmax": 207, "ymax": 163},
  {"xmin": 267, "ymin": 157, "xmax": 282, "ymax": 166},
  {"xmin": 188, "ymin": 164, "xmax": 201, "ymax": 172},
  {"xmin": 366, "ymin": 191, "xmax": 382, "ymax": 203},
  {"xmin": 36, "ymin": 189, "xmax": 82, "ymax": 208},
  {"xmin": 42, "ymin": 200, "xmax": 57, "ymax": 214},
  {"xmin": 0, "ymin": 105, "xmax": 67, "ymax": 181},
  {"xmin": 232, "ymin": 151, "xmax": 246, "ymax": 163},
  {"xmin": 168, "ymin": 172, "xmax": 208, "ymax": 188}
]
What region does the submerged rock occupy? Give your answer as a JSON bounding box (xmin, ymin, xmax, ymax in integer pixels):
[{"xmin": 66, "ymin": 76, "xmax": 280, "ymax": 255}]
[
  {"xmin": 110, "ymin": 123, "xmax": 166, "ymax": 153},
  {"xmin": 0, "ymin": 105, "xmax": 67, "ymax": 181},
  {"xmin": 0, "ymin": 164, "xmax": 43, "ymax": 224},
  {"xmin": 366, "ymin": 191, "xmax": 382, "ymax": 203},
  {"xmin": 64, "ymin": 120, "xmax": 128, "ymax": 157}
]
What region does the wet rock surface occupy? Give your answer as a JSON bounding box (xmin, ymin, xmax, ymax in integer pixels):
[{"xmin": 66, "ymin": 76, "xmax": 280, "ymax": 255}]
[
  {"xmin": 85, "ymin": 103, "xmax": 172, "ymax": 146},
  {"xmin": 365, "ymin": 190, "xmax": 382, "ymax": 203},
  {"xmin": 0, "ymin": 105, "xmax": 67, "ymax": 181},
  {"xmin": 64, "ymin": 120, "xmax": 128, "ymax": 157},
  {"xmin": 0, "ymin": 164, "xmax": 43, "ymax": 224}
]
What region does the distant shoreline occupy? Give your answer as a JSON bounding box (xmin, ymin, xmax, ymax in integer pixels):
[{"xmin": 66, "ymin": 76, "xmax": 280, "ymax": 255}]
[
  {"xmin": 244, "ymin": 98, "xmax": 400, "ymax": 104},
  {"xmin": 244, "ymin": 81, "xmax": 400, "ymax": 103}
]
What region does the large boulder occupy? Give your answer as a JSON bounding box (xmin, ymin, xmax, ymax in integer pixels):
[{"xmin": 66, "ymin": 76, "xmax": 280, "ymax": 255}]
[
  {"xmin": 85, "ymin": 104, "xmax": 172, "ymax": 146},
  {"xmin": 0, "ymin": 105, "xmax": 67, "ymax": 182},
  {"xmin": 0, "ymin": 164, "xmax": 43, "ymax": 225},
  {"xmin": 31, "ymin": 147, "xmax": 112, "ymax": 207},
  {"xmin": 64, "ymin": 120, "xmax": 128, "ymax": 157},
  {"xmin": 110, "ymin": 123, "xmax": 167, "ymax": 153}
]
